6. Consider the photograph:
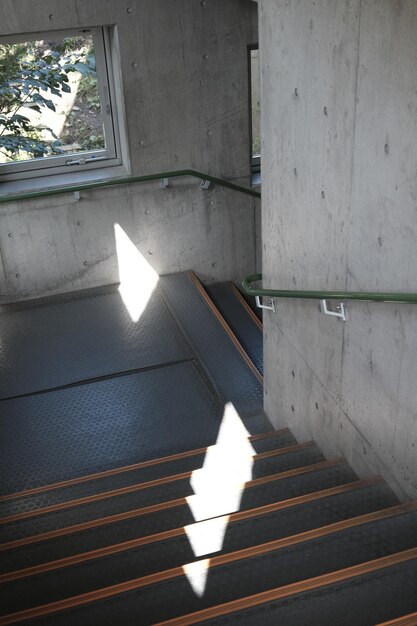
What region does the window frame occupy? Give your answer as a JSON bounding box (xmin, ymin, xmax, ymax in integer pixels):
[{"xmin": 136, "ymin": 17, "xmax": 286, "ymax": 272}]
[
  {"xmin": 248, "ymin": 43, "xmax": 261, "ymax": 186},
  {"xmin": 0, "ymin": 25, "xmax": 129, "ymax": 190}
]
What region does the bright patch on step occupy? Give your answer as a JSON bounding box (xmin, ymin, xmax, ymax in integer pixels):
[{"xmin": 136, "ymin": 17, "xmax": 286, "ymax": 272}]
[
  {"xmin": 114, "ymin": 223, "xmax": 159, "ymax": 322},
  {"xmin": 184, "ymin": 403, "xmax": 255, "ymax": 596},
  {"xmin": 184, "ymin": 516, "xmax": 231, "ymax": 557},
  {"xmin": 182, "ymin": 560, "xmax": 211, "ymax": 598},
  {"xmin": 186, "ymin": 484, "xmax": 246, "ymax": 522},
  {"xmin": 188, "ymin": 402, "xmax": 255, "ymax": 521}
]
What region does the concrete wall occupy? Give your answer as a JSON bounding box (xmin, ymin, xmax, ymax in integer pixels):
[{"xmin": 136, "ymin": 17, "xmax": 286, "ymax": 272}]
[
  {"xmin": 0, "ymin": 0, "xmax": 259, "ymax": 302},
  {"xmin": 260, "ymin": 0, "xmax": 417, "ymax": 499}
]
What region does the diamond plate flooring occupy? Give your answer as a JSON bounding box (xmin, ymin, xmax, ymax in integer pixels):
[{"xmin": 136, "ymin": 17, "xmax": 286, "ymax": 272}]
[
  {"xmin": 0, "ymin": 361, "xmax": 223, "ymax": 496},
  {"xmin": 0, "ymin": 272, "xmax": 266, "ymax": 496},
  {"xmin": 205, "ymin": 282, "xmax": 263, "ymax": 376},
  {"xmin": 0, "ymin": 284, "xmax": 191, "ymax": 399},
  {"xmin": 159, "ymin": 273, "xmax": 263, "ymax": 417}
]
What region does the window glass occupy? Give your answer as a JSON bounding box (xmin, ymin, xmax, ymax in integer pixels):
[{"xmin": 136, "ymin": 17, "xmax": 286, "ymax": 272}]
[
  {"xmin": 250, "ymin": 48, "xmax": 261, "ymax": 161},
  {"xmin": 0, "ymin": 27, "xmax": 124, "ymax": 186}
]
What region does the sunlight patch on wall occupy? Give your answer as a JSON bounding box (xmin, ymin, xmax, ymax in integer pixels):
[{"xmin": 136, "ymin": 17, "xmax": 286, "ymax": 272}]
[{"xmin": 114, "ymin": 223, "xmax": 159, "ymax": 322}]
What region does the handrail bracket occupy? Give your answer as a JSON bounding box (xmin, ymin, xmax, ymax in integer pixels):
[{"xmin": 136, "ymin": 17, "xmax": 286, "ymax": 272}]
[
  {"xmin": 255, "ymin": 295, "xmax": 276, "ymax": 313},
  {"xmin": 320, "ymin": 300, "xmax": 347, "ymax": 322}
]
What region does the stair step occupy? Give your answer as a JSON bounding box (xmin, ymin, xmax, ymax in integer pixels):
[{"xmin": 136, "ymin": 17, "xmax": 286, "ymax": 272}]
[
  {"xmin": 0, "ymin": 479, "xmax": 398, "ymax": 614},
  {"xmin": 0, "ymin": 459, "xmax": 355, "ymax": 574},
  {"xmin": 0, "ymin": 443, "xmax": 323, "ymax": 544},
  {"xmin": 150, "ymin": 549, "xmax": 417, "ymax": 626},
  {"xmin": 1, "ymin": 270, "xmax": 412, "ymax": 625},
  {"xmin": 1, "ymin": 478, "xmax": 391, "ymax": 582},
  {"xmin": 239, "ymin": 412, "xmax": 272, "ymax": 434},
  {"xmin": 1, "ymin": 478, "xmax": 388, "ymax": 582},
  {"xmin": 376, "ymin": 613, "xmax": 417, "ymax": 625},
  {"xmin": 159, "ymin": 272, "xmax": 263, "ymax": 417},
  {"xmin": 204, "ymin": 282, "xmax": 263, "ymax": 376},
  {"xmin": 1, "ymin": 504, "xmax": 416, "ymax": 623},
  {"xmin": 0, "ymin": 429, "xmax": 296, "ymax": 519},
  {"xmin": 229, "ymin": 282, "xmax": 262, "ymax": 325}
]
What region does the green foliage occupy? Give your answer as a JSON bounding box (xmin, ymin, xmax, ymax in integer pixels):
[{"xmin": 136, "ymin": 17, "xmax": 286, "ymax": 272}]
[
  {"xmin": 0, "ymin": 43, "xmax": 28, "ymax": 84},
  {"xmin": 63, "ymin": 110, "xmax": 105, "ymax": 149},
  {"xmin": 77, "ymin": 74, "xmax": 100, "ymax": 110},
  {"xmin": 52, "ymin": 36, "xmax": 88, "ymax": 55},
  {"xmin": 0, "ymin": 40, "xmax": 95, "ymax": 161}
]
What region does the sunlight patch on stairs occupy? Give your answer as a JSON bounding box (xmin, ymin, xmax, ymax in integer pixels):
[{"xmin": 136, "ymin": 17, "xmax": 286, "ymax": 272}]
[
  {"xmin": 183, "ymin": 403, "xmax": 255, "ymax": 596},
  {"xmin": 182, "ymin": 559, "xmax": 212, "ymax": 598},
  {"xmin": 184, "ymin": 515, "xmax": 231, "ymax": 557}
]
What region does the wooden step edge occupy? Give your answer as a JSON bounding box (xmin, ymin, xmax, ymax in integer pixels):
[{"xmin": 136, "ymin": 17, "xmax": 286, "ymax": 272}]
[
  {"xmin": 0, "ymin": 429, "xmax": 288, "ymax": 504},
  {"xmin": 0, "ymin": 442, "xmax": 316, "ymax": 525},
  {"xmin": 0, "ymin": 477, "xmax": 381, "ymax": 584},
  {"xmin": 187, "ymin": 271, "xmax": 263, "ymax": 384},
  {"xmin": 375, "ymin": 613, "xmax": 417, "ymax": 625},
  {"xmin": 153, "ymin": 546, "xmax": 417, "ymax": 626},
  {"xmin": 1, "ymin": 500, "xmax": 416, "ymax": 625},
  {"xmin": 0, "ymin": 458, "xmax": 346, "ymax": 552},
  {"xmin": 228, "ymin": 282, "xmax": 263, "ymax": 330}
]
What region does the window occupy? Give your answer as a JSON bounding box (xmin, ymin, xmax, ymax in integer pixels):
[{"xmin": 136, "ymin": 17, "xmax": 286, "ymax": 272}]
[
  {"xmin": 248, "ymin": 45, "xmax": 260, "ymax": 186},
  {"xmin": 0, "ymin": 26, "xmax": 129, "ymax": 192}
]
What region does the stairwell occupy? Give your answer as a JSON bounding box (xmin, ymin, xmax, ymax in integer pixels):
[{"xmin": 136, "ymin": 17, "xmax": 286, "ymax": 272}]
[{"xmin": 0, "ymin": 272, "xmax": 416, "ymax": 624}]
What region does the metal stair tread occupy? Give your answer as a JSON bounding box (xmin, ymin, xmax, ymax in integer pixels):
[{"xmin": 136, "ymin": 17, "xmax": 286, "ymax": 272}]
[
  {"xmin": 150, "ymin": 548, "xmax": 417, "ymax": 626},
  {"xmin": 1, "ymin": 478, "xmax": 392, "ymax": 584},
  {"xmin": 375, "ymin": 612, "xmax": 417, "ymax": 625},
  {"xmin": 1, "ymin": 502, "xmax": 416, "ymax": 623},
  {"xmin": 158, "ymin": 272, "xmax": 263, "ymax": 417},
  {"xmin": 0, "ymin": 459, "xmax": 356, "ymax": 574},
  {"xmin": 204, "ymin": 282, "xmax": 263, "ymax": 376},
  {"xmin": 0, "ymin": 443, "xmax": 325, "ymax": 545},
  {"xmin": 0, "ymin": 430, "xmax": 297, "ymax": 519}
]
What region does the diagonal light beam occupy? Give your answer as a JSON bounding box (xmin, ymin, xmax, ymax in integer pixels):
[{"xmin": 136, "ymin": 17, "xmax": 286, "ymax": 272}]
[{"xmin": 183, "ymin": 403, "xmax": 255, "ymax": 596}]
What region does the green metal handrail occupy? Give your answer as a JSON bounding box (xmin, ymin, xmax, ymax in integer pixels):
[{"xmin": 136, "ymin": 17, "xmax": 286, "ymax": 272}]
[
  {"xmin": 0, "ymin": 169, "xmax": 261, "ymax": 203},
  {"xmin": 242, "ymin": 273, "xmax": 417, "ymax": 304}
]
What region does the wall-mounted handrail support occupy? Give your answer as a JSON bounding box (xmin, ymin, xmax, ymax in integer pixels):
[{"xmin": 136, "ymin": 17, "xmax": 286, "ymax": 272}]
[
  {"xmin": 255, "ymin": 295, "xmax": 275, "ymax": 313},
  {"xmin": 320, "ymin": 300, "xmax": 347, "ymax": 322}
]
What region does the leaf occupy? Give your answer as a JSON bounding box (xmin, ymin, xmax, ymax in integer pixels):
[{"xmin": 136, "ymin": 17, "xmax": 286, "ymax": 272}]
[
  {"xmin": 87, "ymin": 54, "xmax": 96, "ymax": 71},
  {"xmin": 11, "ymin": 113, "xmax": 30, "ymax": 123},
  {"xmin": 44, "ymin": 99, "xmax": 56, "ymax": 111}
]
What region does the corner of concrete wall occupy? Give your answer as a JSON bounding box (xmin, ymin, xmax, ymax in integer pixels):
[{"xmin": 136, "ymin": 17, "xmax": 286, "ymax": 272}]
[{"xmin": 260, "ymin": 0, "xmax": 417, "ymax": 500}]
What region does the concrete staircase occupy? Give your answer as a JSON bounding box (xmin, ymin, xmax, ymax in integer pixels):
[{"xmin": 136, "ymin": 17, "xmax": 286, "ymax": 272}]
[
  {"xmin": 1, "ymin": 274, "xmax": 416, "ymax": 624},
  {"xmin": 1, "ymin": 426, "xmax": 417, "ymax": 624}
]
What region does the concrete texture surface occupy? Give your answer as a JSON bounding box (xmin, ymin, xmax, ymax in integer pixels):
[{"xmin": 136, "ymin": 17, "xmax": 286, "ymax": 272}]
[
  {"xmin": 260, "ymin": 0, "xmax": 417, "ymax": 499},
  {"xmin": 0, "ymin": 180, "xmax": 258, "ymax": 301},
  {"xmin": 0, "ymin": 0, "xmax": 260, "ymax": 301}
]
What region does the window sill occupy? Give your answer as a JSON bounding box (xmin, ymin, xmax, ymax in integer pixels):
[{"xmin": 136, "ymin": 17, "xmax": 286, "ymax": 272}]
[{"xmin": 0, "ymin": 164, "xmax": 131, "ymax": 199}]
